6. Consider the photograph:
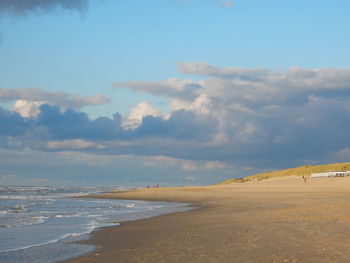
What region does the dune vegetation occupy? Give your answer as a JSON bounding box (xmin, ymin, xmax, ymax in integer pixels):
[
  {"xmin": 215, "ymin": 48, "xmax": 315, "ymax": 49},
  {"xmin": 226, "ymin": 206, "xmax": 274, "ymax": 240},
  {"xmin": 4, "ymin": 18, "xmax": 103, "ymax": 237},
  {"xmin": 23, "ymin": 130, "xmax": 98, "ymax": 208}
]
[{"xmin": 219, "ymin": 162, "xmax": 350, "ymax": 184}]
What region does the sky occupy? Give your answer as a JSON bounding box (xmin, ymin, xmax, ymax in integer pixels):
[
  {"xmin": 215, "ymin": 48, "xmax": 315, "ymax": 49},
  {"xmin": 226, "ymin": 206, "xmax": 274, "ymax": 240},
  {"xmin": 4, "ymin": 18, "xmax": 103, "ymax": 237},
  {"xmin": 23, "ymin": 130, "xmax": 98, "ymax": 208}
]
[{"xmin": 1, "ymin": 0, "xmax": 350, "ymax": 186}]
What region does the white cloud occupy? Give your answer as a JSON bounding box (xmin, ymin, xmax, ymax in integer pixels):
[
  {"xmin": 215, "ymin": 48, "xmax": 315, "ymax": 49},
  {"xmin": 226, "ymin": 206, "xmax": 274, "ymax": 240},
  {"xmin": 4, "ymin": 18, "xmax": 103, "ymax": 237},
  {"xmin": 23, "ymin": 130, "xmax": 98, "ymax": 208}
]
[
  {"xmin": 228, "ymin": 103, "xmax": 260, "ymax": 115},
  {"xmin": 235, "ymin": 122, "xmax": 260, "ymax": 142},
  {"xmin": 113, "ymin": 78, "xmax": 202, "ymax": 100},
  {"xmin": 0, "ymin": 88, "xmax": 110, "ymax": 117},
  {"xmin": 182, "ymin": 162, "xmax": 199, "ymax": 171},
  {"xmin": 0, "ymin": 173, "xmax": 17, "ymax": 185},
  {"xmin": 169, "ymin": 94, "xmax": 212, "ymax": 115},
  {"xmin": 71, "ymin": 93, "xmax": 110, "ymax": 108},
  {"xmin": 12, "ymin": 100, "xmax": 47, "ymax": 117},
  {"xmin": 142, "ymin": 155, "xmax": 217, "ymax": 172},
  {"xmin": 205, "ymin": 161, "xmax": 227, "ymax": 170},
  {"xmin": 142, "ymin": 156, "xmax": 200, "ymax": 172},
  {"xmin": 0, "ymin": 173, "xmax": 16, "ymax": 180},
  {"xmin": 123, "ymin": 101, "xmax": 163, "ymax": 130},
  {"xmin": 185, "ymin": 176, "xmax": 196, "ymax": 180},
  {"xmin": 55, "ymin": 151, "xmax": 125, "ymax": 167},
  {"xmin": 330, "ymin": 147, "xmax": 350, "ymax": 161},
  {"xmin": 142, "ymin": 156, "xmax": 228, "ymax": 172},
  {"xmin": 3, "ymin": 63, "xmax": 350, "ymax": 178},
  {"xmin": 47, "ymin": 139, "xmax": 106, "ymax": 150},
  {"xmin": 114, "ymin": 64, "xmax": 350, "ymax": 152},
  {"xmin": 177, "ymin": 62, "xmax": 269, "ymax": 79}
]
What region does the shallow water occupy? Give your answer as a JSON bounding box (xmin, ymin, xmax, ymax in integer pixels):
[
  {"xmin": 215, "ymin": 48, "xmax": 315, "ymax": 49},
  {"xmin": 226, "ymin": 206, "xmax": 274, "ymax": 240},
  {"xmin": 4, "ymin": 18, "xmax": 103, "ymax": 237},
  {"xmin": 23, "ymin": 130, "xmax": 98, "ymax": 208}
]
[{"xmin": 0, "ymin": 186, "xmax": 192, "ymax": 263}]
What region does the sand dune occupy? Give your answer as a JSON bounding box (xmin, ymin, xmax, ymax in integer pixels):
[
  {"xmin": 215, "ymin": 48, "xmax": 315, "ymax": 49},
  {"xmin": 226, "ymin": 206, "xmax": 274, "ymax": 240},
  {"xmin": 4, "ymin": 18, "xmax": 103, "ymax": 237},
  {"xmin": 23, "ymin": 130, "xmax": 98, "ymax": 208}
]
[{"xmin": 220, "ymin": 162, "xmax": 350, "ymax": 184}]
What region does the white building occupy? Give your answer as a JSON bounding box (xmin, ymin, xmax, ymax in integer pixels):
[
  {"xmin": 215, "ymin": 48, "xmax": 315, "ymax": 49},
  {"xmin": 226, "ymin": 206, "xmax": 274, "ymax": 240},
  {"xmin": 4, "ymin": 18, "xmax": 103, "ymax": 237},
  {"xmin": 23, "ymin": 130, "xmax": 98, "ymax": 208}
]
[{"xmin": 310, "ymin": 171, "xmax": 350, "ymax": 178}]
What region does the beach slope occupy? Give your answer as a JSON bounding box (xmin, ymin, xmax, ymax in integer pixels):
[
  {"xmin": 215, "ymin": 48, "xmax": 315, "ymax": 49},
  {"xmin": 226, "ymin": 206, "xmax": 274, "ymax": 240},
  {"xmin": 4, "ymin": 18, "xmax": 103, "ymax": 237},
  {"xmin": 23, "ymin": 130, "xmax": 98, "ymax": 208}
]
[{"xmin": 65, "ymin": 176, "xmax": 350, "ymax": 263}]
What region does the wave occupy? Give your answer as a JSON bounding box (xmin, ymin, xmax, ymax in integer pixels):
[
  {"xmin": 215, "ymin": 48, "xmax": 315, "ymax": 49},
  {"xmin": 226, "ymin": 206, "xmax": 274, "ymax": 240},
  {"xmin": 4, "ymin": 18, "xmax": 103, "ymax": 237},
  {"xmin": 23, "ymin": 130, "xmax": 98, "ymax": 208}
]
[
  {"xmin": 0, "ymin": 185, "xmax": 191, "ymax": 260},
  {"xmin": 0, "ymin": 219, "xmax": 120, "ymax": 253}
]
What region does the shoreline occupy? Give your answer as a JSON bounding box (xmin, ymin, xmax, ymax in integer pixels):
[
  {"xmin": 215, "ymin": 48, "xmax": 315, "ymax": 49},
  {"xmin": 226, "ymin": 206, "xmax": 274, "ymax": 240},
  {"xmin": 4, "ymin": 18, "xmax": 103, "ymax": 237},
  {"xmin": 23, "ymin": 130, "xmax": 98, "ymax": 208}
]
[
  {"xmin": 62, "ymin": 189, "xmax": 209, "ymax": 263},
  {"xmin": 62, "ymin": 199, "xmax": 208, "ymax": 263},
  {"xmin": 0, "ymin": 193, "xmax": 194, "ymax": 263},
  {"xmin": 63, "ymin": 177, "xmax": 350, "ymax": 263}
]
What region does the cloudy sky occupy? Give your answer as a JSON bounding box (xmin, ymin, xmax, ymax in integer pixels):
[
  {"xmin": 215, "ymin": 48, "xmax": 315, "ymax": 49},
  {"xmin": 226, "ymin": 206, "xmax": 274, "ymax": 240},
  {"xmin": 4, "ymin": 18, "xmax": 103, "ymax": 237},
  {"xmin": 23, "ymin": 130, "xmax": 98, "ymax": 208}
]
[{"xmin": 1, "ymin": 0, "xmax": 350, "ymax": 186}]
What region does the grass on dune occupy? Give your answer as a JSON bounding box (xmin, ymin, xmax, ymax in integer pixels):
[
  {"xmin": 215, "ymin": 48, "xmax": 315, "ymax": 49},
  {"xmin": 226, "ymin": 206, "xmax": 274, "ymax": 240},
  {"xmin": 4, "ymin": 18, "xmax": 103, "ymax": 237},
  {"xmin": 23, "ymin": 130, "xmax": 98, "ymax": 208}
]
[{"xmin": 218, "ymin": 162, "xmax": 350, "ymax": 185}]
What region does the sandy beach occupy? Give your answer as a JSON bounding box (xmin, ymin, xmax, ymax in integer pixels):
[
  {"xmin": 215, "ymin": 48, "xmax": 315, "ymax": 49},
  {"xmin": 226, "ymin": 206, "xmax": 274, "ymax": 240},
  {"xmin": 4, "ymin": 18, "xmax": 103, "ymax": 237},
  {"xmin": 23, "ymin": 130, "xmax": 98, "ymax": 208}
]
[{"xmin": 63, "ymin": 176, "xmax": 350, "ymax": 263}]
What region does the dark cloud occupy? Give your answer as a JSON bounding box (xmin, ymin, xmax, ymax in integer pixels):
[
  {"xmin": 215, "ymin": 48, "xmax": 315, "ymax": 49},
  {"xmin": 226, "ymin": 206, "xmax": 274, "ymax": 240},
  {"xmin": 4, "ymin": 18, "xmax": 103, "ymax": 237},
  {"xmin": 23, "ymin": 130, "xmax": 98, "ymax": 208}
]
[
  {"xmin": 112, "ymin": 63, "xmax": 350, "ymax": 168},
  {"xmin": 0, "ymin": 104, "xmax": 218, "ymax": 147},
  {"xmin": 0, "ymin": 0, "xmax": 89, "ymax": 16},
  {"xmin": 134, "ymin": 110, "xmax": 218, "ymax": 140},
  {"xmin": 0, "ymin": 107, "xmax": 29, "ymax": 136},
  {"xmin": 2, "ymin": 98, "xmax": 348, "ymax": 170},
  {"xmin": 3, "ymin": 63, "xmax": 350, "ymax": 173},
  {"xmin": 37, "ymin": 104, "xmax": 122, "ymax": 140}
]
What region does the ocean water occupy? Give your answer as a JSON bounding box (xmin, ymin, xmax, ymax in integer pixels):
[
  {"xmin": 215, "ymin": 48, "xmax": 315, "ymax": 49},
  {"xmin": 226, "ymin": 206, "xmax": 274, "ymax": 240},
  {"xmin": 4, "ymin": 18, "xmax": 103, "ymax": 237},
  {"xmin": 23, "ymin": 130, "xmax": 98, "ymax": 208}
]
[{"xmin": 0, "ymin": 186, "xmax": 192, "ymax": 263}]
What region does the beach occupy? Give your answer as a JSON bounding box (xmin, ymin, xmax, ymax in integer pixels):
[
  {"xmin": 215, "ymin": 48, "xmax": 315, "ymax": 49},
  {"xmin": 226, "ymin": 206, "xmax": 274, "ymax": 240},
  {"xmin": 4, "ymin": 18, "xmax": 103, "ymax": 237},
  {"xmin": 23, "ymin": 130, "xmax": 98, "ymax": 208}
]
[{"xmin": 64, "ymin": 176, "xmax": 350, "ymax": 263}]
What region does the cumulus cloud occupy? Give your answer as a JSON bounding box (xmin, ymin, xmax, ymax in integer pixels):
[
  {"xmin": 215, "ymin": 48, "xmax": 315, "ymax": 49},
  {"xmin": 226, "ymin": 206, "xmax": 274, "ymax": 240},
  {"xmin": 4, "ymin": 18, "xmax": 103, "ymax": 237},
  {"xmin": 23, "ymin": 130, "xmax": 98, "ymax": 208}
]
[
  {"xmin": 12, "ymin": 100, "xmax": 45, "ymax": 118},
  {"xmin": 0, "ymin": 102, "xmax": 218, "ymax": 157},
  {"xmin": 0, "ymin": 88, "xmax": 111, "ymax": 117},
  {"xmin": 123, "ymin": 101, "xmax": 163, "ymax": 130},
  {"xmin": 37, "ymin": 104, "xmax": 122, "ymax": 140},
  {"xmin": 129, "ymin": 102, "xmax": 162, "ymax": 121},
  {"xmin": 124, "ymin": 63, "xmax": 350, "ymax": 108},
  {"xmin": 110, "ymin": 63, "xmax": 350, "ymax": 168},
  {"xmin": 134, "ymin": 109, "xmax": 218, "ymax": 140},
  {"xmin": 0, "ymin": 107, "xmax": 30, "ymax": 135},
  {"xmin": 3, "ymin": 63, "xmax": 350, "ymax": 173},
  {"xmin": 0, "ymin": 0, "xmax": 89, "ymax": 16},
  {"xmin": 169, "ymin": 94, "xmax": 213, "ymax": 116}
]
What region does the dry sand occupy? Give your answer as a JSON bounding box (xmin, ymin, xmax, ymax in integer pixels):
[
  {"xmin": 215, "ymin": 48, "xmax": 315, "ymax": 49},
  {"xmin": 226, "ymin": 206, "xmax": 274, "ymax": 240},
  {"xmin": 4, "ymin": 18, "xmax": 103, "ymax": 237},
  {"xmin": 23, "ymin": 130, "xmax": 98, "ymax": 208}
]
[{"xmin": 63, "ymin": 176, "xmax": 350, "ymax": 263}]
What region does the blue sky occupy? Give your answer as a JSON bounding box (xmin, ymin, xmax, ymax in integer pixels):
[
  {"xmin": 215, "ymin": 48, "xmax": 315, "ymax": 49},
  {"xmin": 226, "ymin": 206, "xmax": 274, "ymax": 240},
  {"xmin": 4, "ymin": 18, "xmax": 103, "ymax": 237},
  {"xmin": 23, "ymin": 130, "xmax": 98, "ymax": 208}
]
[{"xmin": 1, "ymin": 0, "xmax": 350, "ymax": 186}]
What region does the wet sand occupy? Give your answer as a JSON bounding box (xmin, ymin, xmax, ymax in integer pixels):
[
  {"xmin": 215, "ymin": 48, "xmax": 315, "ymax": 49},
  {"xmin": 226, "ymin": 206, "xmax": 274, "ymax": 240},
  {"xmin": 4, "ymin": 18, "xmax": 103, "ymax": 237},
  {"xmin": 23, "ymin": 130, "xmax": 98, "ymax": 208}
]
[{"xmin": 64, "ymin": 176, "xmax": 350, "ymax": 263}]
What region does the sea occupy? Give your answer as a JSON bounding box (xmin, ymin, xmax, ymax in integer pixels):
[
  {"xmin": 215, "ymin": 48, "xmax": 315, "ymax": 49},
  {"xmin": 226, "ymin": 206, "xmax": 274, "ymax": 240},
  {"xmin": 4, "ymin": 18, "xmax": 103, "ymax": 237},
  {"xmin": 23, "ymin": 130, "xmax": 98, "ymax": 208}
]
[{"xmin": 0, "ymin": 185, "xmax": 192, "ymax": 263}]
